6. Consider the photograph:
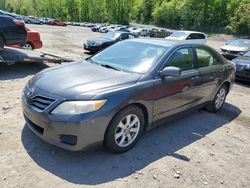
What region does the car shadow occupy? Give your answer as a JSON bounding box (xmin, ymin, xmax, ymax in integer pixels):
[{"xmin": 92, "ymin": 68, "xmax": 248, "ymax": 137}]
[
  {"xmin": 21, "ymin": 103, "xmax": 241, "ymax": 185},
  {"xmin": 0, "ymin": 62, "xmax": 49, "ymax": 80}
]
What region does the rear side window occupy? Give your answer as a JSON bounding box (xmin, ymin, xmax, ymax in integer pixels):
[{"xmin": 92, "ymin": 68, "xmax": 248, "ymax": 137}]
[
  {"xmin": 128, "ymin": 34, "xmax": 135, "ymax": 39},
  {"xmin": 120, "ymin": 33, "xmax": 128, "ymax": 40},
  {"xmin": 166, "ymin": 48, "xmax": 194, "ymax": 71},
  {"xmin": 196, "ymin": 48, "xmax": 220, "ymax": 68},
  {"xmin": 187, "ymin": 33, "xmax": 205, "ymax": 40}
]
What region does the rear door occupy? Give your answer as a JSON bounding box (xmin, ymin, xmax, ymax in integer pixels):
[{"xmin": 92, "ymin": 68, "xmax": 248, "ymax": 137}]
[
  {"xmin": 153, "ymin": 47, "xmax": 202, "ymax": 121},
  {"xmin": 194, "ymin": 47, "xmax": 224, "ymax": 102}
]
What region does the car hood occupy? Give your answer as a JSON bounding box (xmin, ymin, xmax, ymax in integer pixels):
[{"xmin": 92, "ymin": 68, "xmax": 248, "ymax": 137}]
[
  {"xmin": 221, "ymin": 45, "xmax": 249, "ymax": 52},
  {"xmin": 28, "ymin": 61, "xmax": 141, "ymax": 99},
  {"xmin": 232, "ymin": 56, "xmax": 250, "ymax": 64}
]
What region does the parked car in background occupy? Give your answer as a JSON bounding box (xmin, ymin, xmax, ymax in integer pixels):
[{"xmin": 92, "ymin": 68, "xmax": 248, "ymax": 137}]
[
  {"xmin": 39, "ymin": 17, "xmax": 52, "ymax": 24},
  {"xmin": 129, "ymin": 27, "xmax": 142, "ymax": 37},
  {"xmin": 21, "ymin": 28, "xmax": 42, "ymax": 50},
  {"xmin": 0, "ymin": 10, "xmax": 23, "ymax": 20},
  {"xmin": 113, "ymin": 27, "xmax": 130, "ymax": 32},
  {"xmin": 48, "ymin": 19, "xmax": 66, "ymax": 26},
  {"xmin": 22, "ymin": 39, "xmax": 235, "ymax": 152},
  {"xmin": 84, "ymin": 31, "xmax": 137, "ymax": 53},
  {"xmin": 99, "ymin": 26, "xmax": 109, "ymax": 33},
  {"xmin": 166, "ymin": 31, "xmax": 206, "ymax": 44},
  {"xmin": 0, "ymin": 15, "xmax": 27, "ymax": 48},
  {"xmin": 231, "ymin": 50, "xmax": 250, "ymax": 81},
  {"xmin": 23, "ymin": 16, "xmax": 43, "ymax": 24},
  {"xmin": 220, "ymin": 39, "xmax": 250, "ymax": 60},
  {"xmin": 9, "ymin": 28, "xmax": 42, "ymax": 50}
]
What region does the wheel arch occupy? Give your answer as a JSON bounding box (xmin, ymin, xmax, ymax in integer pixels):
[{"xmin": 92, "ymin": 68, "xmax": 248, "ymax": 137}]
[
  {"xmin": 222, "ymin": 81, "xmax": 231, "ymax": 94},
  {"xmin": 103, "ymin": 102, "xmax": 150, "ymax": 144},
  {"xmin": 0, "ymin": 33, "xmax": 6, "ymax": 46}
]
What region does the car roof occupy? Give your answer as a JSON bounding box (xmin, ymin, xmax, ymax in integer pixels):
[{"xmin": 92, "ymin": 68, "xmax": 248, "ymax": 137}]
[
  {"xmin": 127, "ymin": 38, "xmax": 216, "ymax": 51},
  {"xmin": 173, "ymin": 30, "xmax": 205, "ymax": 35},
  {"xmin": 128, "ymin": 38, "xmax": 182, "ymax": 47}
]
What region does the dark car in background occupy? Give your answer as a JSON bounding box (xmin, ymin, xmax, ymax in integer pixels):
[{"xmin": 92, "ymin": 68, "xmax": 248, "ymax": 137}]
[
  {"xmin": 22, "ymin": 39, "xmax": 235, "ymax": 153},
  {"xmin": 0, "ymin": 15, "xmax": 27, "ymax": 48},
  {"xmin": 232, "ymin": 50, "xmax": 250, "ymax": 81},
  {"xmin": 84, "ymin": 31, "xmax": 137, "ymax": 53},
  {"xmin": 221, "ymin": 39, "xmax": 250, "ymax": 60}
]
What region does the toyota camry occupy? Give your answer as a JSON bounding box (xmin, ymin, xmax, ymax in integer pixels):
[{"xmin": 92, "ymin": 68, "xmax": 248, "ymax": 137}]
[{"xmin": 22, "ymin": 39, "xmax": 235, "ymax": 152}]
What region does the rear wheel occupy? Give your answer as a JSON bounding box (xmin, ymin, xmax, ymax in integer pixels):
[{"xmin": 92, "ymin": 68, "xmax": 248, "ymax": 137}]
[
  {"xmin": 21, "ymin": 42, "xmax": 34, "ymax": 50},
  {"xmin": 205, "ymin": 84, "xmax": 228, "ymax": 113},
  {"xmin": 104, "ymin": 106, "xmax": 144, "ymax": 153},
  {"xmin": 0, "ymin": 36, "xmax": 4, "ymax": 48}
]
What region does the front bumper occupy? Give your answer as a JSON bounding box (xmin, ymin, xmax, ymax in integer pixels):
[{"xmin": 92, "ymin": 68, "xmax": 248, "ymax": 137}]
[
  {"xmin": 21, "ymin": 89, "xmax": 111, "ymax": 151},
  {"xmin": 235, "ymin": 71, "xmax": 250, "ymax": 81}
]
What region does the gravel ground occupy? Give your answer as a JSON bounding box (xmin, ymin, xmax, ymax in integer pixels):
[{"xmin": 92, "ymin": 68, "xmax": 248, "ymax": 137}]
[{"xmin": 0, "ymin": 24, "xmax": 250, "ymax": 188}]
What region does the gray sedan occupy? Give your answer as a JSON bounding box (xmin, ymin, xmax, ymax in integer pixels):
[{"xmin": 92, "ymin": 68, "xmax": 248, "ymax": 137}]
[{"xmin": 22, "ymin": 39, "xmax": 235, "ymax": 152}]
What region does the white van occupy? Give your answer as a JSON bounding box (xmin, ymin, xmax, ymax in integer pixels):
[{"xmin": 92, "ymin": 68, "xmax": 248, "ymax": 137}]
[{"xmin": 166, "ymin": 31, "xmax": 206, "ymax": 44}]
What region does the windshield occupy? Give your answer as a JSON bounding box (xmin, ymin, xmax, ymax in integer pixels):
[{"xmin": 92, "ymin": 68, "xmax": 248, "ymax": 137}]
[
  {"xmin": 102, "ymin": 32, "xmax": 120, "ymax": 40},
  {"xmin": 243, "ymin": 51, "xmax": 250, "ymax": 57},
  {"xmin": 228, "ymin": 40, "xmax": 250, "ymax": 47},
  {"xmin": 90, "ymin": 41, "xmax": 168, "ymax": 74},
  {"xmin": 169, "ymin": 31, "xmax": 187, "ymax": 38}
]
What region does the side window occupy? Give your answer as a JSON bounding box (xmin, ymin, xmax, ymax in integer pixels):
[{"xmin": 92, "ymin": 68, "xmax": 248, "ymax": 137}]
[
  {"xmin": 120, "ymin": 33, "xmax": 128, "ymax": 40},
  {"xmin": 166, "ymin": 48, "xmax": 194, "ymax": 71},
  {"xmin": 128, "ymin": 34, "xmax": 135, "ymax": 39},
  {"xmin": 197, "ymin": 34, "xmax": 205, "ymax": 39},
  {"xmin": 187, "ymin": 34, "xmax": 195, "ymax": 40},
  {"xmin": 196, "ymin": 48, "xmax": 220, "ymax": 68}
]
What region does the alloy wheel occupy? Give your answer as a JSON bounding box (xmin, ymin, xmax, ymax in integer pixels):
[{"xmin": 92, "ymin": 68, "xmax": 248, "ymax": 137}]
[
  {"xmin": 215, "ymin": 87, "xmax": 226, "ymax": 109},
  {"xmin": 114, "ymin": 114, "xmax": 140, "ymax": 148}
]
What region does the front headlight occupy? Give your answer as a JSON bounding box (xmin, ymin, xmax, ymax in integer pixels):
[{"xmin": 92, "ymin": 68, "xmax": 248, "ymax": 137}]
[{"xmin": 51, "ymin": 100, "xmax": 107, "ymax": 115}]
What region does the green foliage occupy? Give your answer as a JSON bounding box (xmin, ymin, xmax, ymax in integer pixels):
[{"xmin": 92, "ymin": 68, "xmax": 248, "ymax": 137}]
[{"xmin": 2, "ymin": 0, "xmax": 249, "ymax": 35}]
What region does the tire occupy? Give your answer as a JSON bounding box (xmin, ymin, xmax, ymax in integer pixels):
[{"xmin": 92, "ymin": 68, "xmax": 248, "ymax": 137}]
[
  {"xmin": 0, "ymin": 36, "xmax": 4, "ymax": 48},
  {"xmin": 27, "ymin": 21, "xmax": 31, "ymax": 24},
  {"xmin": 21, "ymin": 42, "xmax": 34, "ymax": 50},
  {"xmin": 104, "ymin": 105, "xmax": 145, "ymax": 153},
  {"xmin": 205, "ymin": 84, "xmax": 228, "ymax": 113}
]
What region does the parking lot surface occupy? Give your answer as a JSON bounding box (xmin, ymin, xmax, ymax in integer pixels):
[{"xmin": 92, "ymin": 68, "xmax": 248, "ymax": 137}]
[{"xmin": 0, "ymin": 25, "xmax": 250, "ymax": 188}]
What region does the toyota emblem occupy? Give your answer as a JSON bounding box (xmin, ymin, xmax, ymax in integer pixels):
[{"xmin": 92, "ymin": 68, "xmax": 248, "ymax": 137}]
[{"xmin": 27, "ymin": 88, "xmax": 34, "ymax": 98}]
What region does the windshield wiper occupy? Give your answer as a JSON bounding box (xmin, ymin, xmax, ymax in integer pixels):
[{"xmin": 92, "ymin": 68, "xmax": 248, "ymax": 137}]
[{"xmin": 100, "ymin": 64, "xmax": 121, "ymax": 71}]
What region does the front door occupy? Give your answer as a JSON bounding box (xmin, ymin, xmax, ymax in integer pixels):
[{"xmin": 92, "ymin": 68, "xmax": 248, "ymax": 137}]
[{"xmin": 153, "ymin": 47, "xmax": 202, "ymax": 121}]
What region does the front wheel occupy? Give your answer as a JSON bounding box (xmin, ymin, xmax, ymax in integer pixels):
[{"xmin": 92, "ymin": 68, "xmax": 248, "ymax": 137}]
[
  {"xmin": 205, "ymin": 85, "xmax": 228, "ymax": 113},
  {"xmin": 104, "ymin": 106, "xmax": 144, "ymax": 153}
]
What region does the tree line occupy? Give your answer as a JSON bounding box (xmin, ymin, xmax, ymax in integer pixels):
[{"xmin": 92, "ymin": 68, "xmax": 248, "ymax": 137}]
[{"xmin": 0, "ymin": 0, "xmax": 249, "ymax": 35}]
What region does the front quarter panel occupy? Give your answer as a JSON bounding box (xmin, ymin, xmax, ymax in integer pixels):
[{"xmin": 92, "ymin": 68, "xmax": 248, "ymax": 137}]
[{"xmin": 91, "ymin": 79, "xmax": 155, "ymax": 137}]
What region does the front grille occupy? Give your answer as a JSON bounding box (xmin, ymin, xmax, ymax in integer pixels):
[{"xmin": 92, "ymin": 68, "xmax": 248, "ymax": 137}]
[{"xmin": 28, "ymin": 96, "xmax": 55, "ymax": 111}]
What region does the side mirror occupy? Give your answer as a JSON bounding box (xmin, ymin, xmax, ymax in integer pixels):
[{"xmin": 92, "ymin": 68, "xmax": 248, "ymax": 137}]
[{"xmin": 159, "ymin": 66, "xmax": 181, "ymax": 78}]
